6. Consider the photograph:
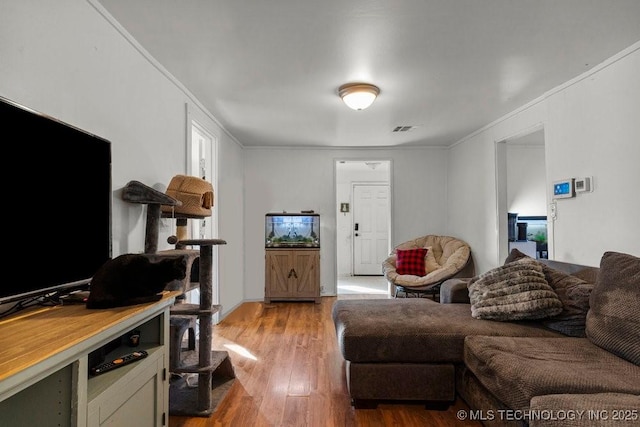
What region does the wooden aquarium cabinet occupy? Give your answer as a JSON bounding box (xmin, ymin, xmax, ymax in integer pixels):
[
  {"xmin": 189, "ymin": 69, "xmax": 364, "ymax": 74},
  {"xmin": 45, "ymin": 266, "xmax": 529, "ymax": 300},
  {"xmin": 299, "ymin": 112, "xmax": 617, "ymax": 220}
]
[
  {"xmin": 264, "ymin": 212, "xmax": 321, "ymax": 303},
  {"xmin": 265, "ymin": 248, "xmax": 320, "ymax": 303}
]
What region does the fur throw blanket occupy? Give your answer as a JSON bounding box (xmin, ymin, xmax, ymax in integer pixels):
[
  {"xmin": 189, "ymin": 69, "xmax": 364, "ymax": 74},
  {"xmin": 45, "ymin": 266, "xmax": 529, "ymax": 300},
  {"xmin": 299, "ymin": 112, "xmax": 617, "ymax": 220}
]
[{"xmin": 468, "ymin": 260, "xmax": 563, "ymax": 321}]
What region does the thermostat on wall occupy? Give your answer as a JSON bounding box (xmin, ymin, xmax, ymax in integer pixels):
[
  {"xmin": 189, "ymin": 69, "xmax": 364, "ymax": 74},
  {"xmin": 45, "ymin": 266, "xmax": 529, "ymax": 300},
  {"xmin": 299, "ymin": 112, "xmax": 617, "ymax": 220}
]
[
  {"xmin": 553, "ymin": 179, "xmax": 575, "ymax": 199},
  {"xmin": 574, "ymin": 176, "xmax": 592, "ymax": 193}
]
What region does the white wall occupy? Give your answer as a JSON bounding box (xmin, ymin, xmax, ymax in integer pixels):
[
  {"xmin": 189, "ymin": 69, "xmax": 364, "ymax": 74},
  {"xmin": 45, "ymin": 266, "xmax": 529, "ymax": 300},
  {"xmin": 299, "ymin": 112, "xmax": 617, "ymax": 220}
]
[
  {"xmin": 0, "ymin": 0, "xmax": 245, "ymax": 318},
  {"xmin": 216, "ymin": 133, "xmax": 245, "ymax": 313},
  {"xmin": 448, "ymin": 43, "xmax": 640, "ymax": 273},
  {"xmin": 243, "ymin": 147, "xmax": 448, "ymax": 299},
  {"xmin": 506, "ymin": 144, "xmax": 546, "ymax": 216},
  {"xmin": 544, "ymin": 46, "xmax": 640, "ymax": 264}
]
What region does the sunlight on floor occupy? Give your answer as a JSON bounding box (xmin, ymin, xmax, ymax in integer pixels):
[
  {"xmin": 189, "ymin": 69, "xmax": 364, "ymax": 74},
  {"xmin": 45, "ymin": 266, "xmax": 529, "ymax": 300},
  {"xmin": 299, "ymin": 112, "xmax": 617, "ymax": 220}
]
[
  {"xmin": 224, "ymin": 343, "xmax": 258, "ymax": 361},
  {"xmin": 337, "ymin": 275, "xmax": 389, "ymax": 295},
  {"xmin": 338, "ymin": 284, "xmax": 388, "ymax": 294}
]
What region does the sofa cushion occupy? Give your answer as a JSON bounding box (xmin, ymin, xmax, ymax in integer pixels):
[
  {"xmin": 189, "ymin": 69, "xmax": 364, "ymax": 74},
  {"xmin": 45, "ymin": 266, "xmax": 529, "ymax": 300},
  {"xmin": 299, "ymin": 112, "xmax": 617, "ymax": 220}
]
[
  {"xmin": 332, "ymin": 298, "xmax": 562, "ymax": 364},
  {"xmin": 468, "ymin": 260, "xmax": 563, "ymax": 321},
  {"xmin": 586, "ymin": 251, "xmax": 640, "ymax": 365},
  {"xmin": 440, "ymin": 278, "xmax": 472, "ymax": 303},
  {"xmin": 503, "ymin": 247, "xmax": 524, "ymax": 263},
  {"xmin": 395, "ymin": 248, "xmax": 427, "ymax": 276},
  {"xmin": 540, "ymin": 267, "xmax": 594, "ymax": 337},
  {"xmin": 529, "ymin": 393, "xmax": 640, "ymax": 427},
  {"xmin": 464, "ymin": 335, "xmax": 640, "ymax": 412},
  {"xmin": 423, "ymin": 246, "xmax": 441, "ymax": 274},
  {"xmin": 503, "ymin": 249, "xmax": 596, "ymax": 336}
]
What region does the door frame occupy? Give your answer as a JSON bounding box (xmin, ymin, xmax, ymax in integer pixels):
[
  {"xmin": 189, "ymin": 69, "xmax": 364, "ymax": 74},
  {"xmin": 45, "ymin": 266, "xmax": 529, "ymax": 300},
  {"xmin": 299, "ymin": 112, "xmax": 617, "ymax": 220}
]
[
  {"xmin": 334, "ymin": 159, "xmax": 393, "ymax": 295},
  {"xmin": 495, "ymin": 124, "xmax": 550, "ymax": 264},
  {"xmin": 186, "ymin": 103, "xmax": 220, "ymax": 321}
]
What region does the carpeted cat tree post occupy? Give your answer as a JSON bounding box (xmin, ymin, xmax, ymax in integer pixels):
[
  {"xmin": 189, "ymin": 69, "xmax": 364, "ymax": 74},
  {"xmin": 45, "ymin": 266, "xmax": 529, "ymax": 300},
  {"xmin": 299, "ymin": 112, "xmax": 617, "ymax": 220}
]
[
  {"xmin": 122, "ymin": 177, "xmax": 234, "ymax": 417},
  {"xmin": 160, "ymin": 175, "xmax": 234, "ymax": 416}
]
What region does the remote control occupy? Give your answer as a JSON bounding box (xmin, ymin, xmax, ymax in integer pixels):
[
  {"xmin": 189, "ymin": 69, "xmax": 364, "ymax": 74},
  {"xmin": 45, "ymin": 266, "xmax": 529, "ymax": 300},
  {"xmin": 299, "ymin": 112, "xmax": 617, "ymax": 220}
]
[{"xmin": 90, "ymin": 350, "xmax": 148, "ymax": 376}]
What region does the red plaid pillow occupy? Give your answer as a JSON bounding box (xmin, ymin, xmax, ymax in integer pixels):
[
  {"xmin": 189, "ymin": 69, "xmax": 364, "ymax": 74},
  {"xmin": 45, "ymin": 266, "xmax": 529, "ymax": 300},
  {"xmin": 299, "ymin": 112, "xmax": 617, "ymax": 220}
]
[{"xmin": 396, "ymin": 248, "xmax": 428, "ymax": 276}]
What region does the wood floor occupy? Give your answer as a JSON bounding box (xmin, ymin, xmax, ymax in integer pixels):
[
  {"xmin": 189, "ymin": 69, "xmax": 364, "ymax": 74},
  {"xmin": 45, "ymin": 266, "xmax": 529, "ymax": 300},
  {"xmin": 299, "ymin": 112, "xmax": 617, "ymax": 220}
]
[{"xmin": 169, "ymin": 296, "xmax": 482, "ymax": 427}]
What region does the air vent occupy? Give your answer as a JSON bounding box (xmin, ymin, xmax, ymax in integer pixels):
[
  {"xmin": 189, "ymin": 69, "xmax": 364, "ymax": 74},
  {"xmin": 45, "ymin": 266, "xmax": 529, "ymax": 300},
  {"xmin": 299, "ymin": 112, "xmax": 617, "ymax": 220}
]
[{"xmin": 392, "ymin": 126, "xmax": 417, "ymax": 132}]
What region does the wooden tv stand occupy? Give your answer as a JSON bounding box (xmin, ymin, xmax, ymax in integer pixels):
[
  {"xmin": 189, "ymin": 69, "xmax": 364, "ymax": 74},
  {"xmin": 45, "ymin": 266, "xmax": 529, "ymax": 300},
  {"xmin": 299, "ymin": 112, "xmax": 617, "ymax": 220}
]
[{"xmin": 0, "ymin": 291, "xmax": 181, "ymax": 427}]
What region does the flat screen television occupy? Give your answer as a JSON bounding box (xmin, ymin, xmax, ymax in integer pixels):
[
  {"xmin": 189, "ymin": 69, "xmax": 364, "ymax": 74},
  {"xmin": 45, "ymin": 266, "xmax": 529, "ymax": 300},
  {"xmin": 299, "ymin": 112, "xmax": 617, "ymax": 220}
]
[{"xmin": 0, "ymin": 96, "xmax": 112, "ymax": 313}]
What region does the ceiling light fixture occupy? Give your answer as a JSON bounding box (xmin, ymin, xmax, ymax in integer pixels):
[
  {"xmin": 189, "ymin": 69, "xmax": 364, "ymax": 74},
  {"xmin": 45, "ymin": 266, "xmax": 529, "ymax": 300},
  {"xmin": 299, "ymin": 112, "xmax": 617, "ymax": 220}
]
[{"xmin": 338, "ymin": 83, "xmax": 380, "ymax": 110}]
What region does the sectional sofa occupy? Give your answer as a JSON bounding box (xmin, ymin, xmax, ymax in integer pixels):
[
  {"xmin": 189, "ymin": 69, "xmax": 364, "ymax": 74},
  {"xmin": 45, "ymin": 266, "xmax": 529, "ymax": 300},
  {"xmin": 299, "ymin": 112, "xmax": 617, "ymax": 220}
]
[{"xmin": 332, "ymin": 250, "xmax": 640, "ymax": 426}]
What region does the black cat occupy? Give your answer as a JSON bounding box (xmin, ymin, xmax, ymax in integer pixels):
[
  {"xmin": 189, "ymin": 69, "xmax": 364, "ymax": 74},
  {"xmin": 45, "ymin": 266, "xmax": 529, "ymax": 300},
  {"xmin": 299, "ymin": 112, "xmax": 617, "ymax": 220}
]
[{"xmin": 86, "ymin": 254, "xmax": 187, "ymax": 309}]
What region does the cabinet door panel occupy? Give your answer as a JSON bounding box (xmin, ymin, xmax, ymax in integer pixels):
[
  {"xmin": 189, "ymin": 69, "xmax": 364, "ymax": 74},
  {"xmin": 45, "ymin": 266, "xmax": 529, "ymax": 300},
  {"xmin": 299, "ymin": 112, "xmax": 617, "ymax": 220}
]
[
  {"xmin": 266, "ymin": 251, "xmax": 293, "ymax": 297},
  {"xmin": 88, "ymin": 358, "xmax": 163, "ymax": 427},
  {"xmin": 265, "ymin": 249, "xmax": 319, "ymax": 301},
  {"xmin": 293, "ymin": 251, "xmax": 319, "ymax": 296},
  {"xmin": 0, "ymin": 365, "xmax": 74, "ymax": 427}
]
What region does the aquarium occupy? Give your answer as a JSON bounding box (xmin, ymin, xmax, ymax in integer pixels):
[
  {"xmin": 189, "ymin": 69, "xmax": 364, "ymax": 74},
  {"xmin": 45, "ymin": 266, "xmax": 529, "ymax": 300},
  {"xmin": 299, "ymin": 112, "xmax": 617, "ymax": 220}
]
[
  {"xmin": 265, "ymin": 213, "xmax": 320, "ymax": 248},
  {"xmin": 519, "ymin": 215, "xmax": 548, "ymax": 259}
]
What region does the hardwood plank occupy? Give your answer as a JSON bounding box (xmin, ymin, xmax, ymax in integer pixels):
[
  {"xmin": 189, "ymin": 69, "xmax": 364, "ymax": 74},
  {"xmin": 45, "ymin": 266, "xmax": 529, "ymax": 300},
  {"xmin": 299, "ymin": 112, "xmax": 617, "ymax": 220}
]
[{"xmin": 169, "ymin": 297, "xmax": 482, "ymax": 426}]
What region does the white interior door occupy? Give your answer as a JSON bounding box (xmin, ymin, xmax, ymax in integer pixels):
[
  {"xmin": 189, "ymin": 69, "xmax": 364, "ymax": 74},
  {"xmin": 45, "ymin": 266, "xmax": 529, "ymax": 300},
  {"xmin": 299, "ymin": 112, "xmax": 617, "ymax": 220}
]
[{"xmin": 353, "ymin": 184, "xmax": 389, "ymax": 275}]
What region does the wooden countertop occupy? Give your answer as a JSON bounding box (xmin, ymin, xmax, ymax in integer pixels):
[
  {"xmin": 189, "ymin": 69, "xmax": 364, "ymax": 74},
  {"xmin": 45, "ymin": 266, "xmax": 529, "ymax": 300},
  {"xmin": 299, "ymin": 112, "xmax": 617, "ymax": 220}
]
[{"xmin": 0, "ymin": 291, "xmax": 181, "ymax": 391}]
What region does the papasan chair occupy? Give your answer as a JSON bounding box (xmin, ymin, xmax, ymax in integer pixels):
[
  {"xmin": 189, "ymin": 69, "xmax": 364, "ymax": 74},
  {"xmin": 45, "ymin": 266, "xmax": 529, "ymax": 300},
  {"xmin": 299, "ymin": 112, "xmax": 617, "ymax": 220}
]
[{"xmin": 382, "ymin": 235, "xmax": 473, "ymax": 299}]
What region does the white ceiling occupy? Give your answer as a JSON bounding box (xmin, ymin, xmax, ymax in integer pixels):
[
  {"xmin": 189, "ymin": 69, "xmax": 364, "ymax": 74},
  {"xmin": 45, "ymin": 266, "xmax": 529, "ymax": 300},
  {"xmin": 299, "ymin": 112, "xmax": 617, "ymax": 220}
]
[{"xmin": 97, "ymin": 0, "xmax": 640, "ymax": 148}]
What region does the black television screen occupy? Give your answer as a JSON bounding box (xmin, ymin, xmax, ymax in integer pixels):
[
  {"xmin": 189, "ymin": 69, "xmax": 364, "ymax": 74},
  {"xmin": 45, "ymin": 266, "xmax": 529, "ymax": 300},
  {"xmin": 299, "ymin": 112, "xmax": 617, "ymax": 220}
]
[{"xmin": 0, "ymin": 96, "xmax": 112, "ymax": 308}]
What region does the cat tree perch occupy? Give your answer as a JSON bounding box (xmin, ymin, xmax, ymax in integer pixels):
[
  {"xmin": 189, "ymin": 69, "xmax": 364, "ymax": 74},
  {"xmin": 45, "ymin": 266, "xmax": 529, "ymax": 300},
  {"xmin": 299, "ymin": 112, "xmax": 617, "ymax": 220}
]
[
  {"xmin": 121, "ymin": 180, "xmax": 181, "ymax": 254},
  {"xmin": 121, "ymin": 176, "xmax": 217, "ymax": 252},
  {"xmin": 122, "ymin": 178, "xmax": 234, "ymax": 417}
]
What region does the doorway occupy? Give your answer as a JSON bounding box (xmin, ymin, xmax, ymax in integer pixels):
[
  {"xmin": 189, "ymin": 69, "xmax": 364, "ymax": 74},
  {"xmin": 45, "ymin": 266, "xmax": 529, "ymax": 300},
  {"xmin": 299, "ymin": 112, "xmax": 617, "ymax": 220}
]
[
  {"xmin": 335, "ymin": 160, "xmax": 391, "ymax": 295},
  {"xmin": 496, "ymin": 126, "xmax": 549, "ymax": 264},
  {"xmin": 185, "ymin": 107, "xmax": 220, "ymax": 321}
]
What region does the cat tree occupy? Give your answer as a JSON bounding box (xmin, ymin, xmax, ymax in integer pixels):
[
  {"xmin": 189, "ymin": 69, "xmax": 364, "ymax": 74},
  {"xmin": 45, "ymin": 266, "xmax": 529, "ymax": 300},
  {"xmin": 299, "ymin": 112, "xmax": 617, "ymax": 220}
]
[{"xmin": 122, "ymin": 179, "xmax": 234, "ymax": 416}]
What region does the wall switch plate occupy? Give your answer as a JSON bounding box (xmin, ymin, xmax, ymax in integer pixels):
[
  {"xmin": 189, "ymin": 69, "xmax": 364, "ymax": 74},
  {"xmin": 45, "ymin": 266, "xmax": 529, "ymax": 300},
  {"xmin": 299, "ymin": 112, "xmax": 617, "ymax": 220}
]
[{"xmin": 550, "ymin": 201, "xmax": 557, "ymax": 220}]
